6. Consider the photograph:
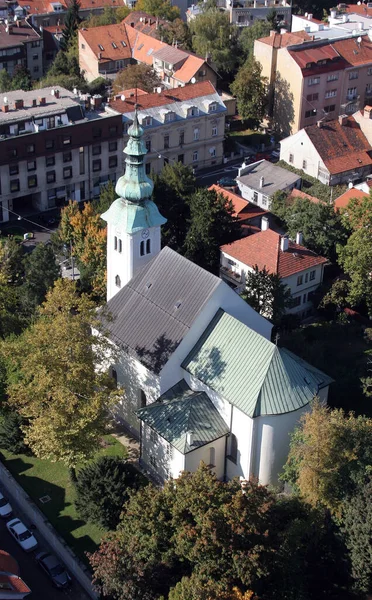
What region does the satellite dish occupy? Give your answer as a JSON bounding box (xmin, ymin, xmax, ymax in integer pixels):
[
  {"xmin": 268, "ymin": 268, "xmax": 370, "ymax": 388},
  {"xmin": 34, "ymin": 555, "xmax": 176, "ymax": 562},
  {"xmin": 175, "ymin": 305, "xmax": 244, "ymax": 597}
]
[
  {"xmin": 156, "ymin": 86, "xmax": 162, "ymax": 94},
  {"xmin": 357, "ymin": 36, "xmax": 362, "ymax": 43},
  {"xmin": 121, "ymin": 94, "xmax": 125, "ymax": 101},
  {"xmin": 191, "ymin": 76, "xmax": 196, "ymax": 84},
  {"xmin": 3, "ymin": 96, "xmax": 8, "ymax": 103},
  {"xmin": 73, "ymin": 87, "xmax": 77, "ymax": 95},
  {"xmin": 348, "ymin": 182, "xmax": 353, "ymax": 188}
]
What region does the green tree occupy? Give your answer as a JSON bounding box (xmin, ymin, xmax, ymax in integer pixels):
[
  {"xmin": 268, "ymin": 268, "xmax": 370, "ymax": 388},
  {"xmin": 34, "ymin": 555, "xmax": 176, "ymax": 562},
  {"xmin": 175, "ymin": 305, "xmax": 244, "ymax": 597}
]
[
  {"xmin": 242, "ymin": 266, "xmax": 292, "ymax": 325},
  {"xmin": 1, "ymin": 237, "xmax": 25, "ymax": 285},
  {"xmin": 342, "ymin": 480, "xmax": 372, "ymax": 594},
  {"xmin": 269, "ymin": 189, "xmax": 290, "ymax": 220},
  {"xmin": 60, "ymin": 0, "xmax": 82, "ymax": 51},
  {"xmin": 238, "ymin": 19, "xmax": 272, "ymax": 62},
  {"xmin": 0, "ymin": 410, "xmax": 29, "ymax": 454},
  {"xmin": 3, "ymin": 279, "xmax": 121, "ymax": 476},
  {"xmin": 92, "ymin": 180, "xmax": 116, "ymax": 216},
  {"xmin": 113, "ymin": 63, "xmax": 161, "ymax": 94},
  {"xmin": 282, "ymin": 400, "xmax": 372, "ymax": 515},
  {"xmin": 152, "ymin": 162, "xmax": 196, "ymax": 251},
  {"xmin": 284, "ymin": 197, "xmax": 347, "ymax": 261},
  {"xmin": 156, "ymin": 19, "xmax": 192, "ymax": 50},
  {"xmin": 318, "ymin": 278, "xmax": 350, "ymax": 315},
  {"xmin": 81, "ymin": 5, "xmax": 130, "ymax": 27},
  {"xmin": 41, "ymin": 37, "xmax": 85, "ymax": 90},
  {"xmin": 190, "ymin": 8, "xmax": 237, "ymax": 73},
  {"xmin": 0, "ymin": 70, "xmax": 11, "ymax": 93},
  {"xmin": 135, "ymin": 0, "xmax": 180, "ymax": 20},
  {"xmin": 21, "ymin": 243, "xmax": 60, "ymax": 312},
  {"xmin": 184, "ymin": 188, "xmax": 240, "ymax": 274},
  {"xmin": 75, "ymin": 456, "xmax": 146, "ymax": 529},
  {"xmin": 12, "ymin": 65, "xmax": 32, "ymax": 91},
  {"xmin": 230, "ymin": 58, "xmax": 267, "ymax": 128}
]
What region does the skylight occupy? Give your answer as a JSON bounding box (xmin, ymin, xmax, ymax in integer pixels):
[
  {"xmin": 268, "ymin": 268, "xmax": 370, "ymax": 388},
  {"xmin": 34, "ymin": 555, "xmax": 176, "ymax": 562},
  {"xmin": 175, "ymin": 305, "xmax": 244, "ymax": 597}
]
[
  {"xmin": 112, "ymin": 42, "xmax": 117, "ymax": 48},
  {"xmin": 98, "ymin": 44, "xmax": 104, "ymax": 51},
  {"xmin": 121, "ymin": 40, "xmax": 126, "ymax": 47},
  {"xmin": 138, "ymin": 43, "xmax": 144, "ymax": 50}
]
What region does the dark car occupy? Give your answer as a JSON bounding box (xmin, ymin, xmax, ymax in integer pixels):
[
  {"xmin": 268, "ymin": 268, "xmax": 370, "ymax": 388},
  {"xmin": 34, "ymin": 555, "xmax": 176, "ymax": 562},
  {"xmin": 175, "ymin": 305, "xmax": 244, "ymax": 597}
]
[
  {"xmin": 36, "ymin": 552, "xmax": 71, "ymax": 589},
  {"xmin": 217, "ymin": 177, "xmax": 237, "ymax": 188}
]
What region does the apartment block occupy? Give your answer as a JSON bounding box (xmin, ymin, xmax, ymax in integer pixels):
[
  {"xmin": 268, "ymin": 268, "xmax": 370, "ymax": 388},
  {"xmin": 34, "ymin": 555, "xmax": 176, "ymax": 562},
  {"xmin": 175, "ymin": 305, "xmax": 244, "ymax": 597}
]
[
  {"xmin": 79, "ymin": 21, "xmax": 217, "ymax": 87},
  {"xmin": 15, "ymin": 0, "xmax": 128, "ymax": 28},
  {"xmin": 107, "ymin": 81, "xmax": 226, "ymax": 173},
  {"xmin": 0, "ymin": 19, "xmax": 43, "ymax": 79},
  {"xmin": 0, "ymin": 87, "xmax": 124, "ymax": 223}
]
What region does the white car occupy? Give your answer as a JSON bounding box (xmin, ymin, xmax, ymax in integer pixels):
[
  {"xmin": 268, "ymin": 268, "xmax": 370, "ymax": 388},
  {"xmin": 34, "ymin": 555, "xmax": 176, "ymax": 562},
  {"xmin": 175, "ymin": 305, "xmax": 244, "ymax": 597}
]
[
  {"xmin": 6, "ymin": 518, "xmax": 38, "ymax": 552},
  {"xmin": 0, "ymin": 492, "xmax": 12, "ymax": 519}
]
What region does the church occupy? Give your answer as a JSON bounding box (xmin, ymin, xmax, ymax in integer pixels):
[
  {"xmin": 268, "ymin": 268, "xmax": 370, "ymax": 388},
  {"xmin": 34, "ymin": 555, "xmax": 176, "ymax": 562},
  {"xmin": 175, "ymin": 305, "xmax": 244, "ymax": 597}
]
[{"xmin": 101, "ymin": 110, "xmax": 333, "ymax": 486}]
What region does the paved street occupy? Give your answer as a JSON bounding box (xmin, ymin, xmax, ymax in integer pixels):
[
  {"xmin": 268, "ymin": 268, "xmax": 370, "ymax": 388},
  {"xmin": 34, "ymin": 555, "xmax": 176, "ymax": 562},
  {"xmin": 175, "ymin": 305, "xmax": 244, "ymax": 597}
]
[
  {"xmin": 196, "ymin": 159, "xmax": 242, "ymax": 189},
  {"xmin": 0, "ymin": 488, "xmax": 91, "ymax": 600}
]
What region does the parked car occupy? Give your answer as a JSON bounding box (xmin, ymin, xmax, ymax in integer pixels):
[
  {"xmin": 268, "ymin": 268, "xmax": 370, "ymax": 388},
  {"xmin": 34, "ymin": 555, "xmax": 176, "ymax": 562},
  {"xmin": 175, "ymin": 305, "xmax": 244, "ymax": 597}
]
[
  {"xmin": 36, "ymin": 552, "xmax": 72, "ymax": 589},
  {"xmin": 6, "ymin": 518, "xmax": 38, "ymax": 552},
  {"xmin": 217, "ymin": 177, "xmax": 237, "ymax": 188},
  {"xmin": 0, "ymin": 492, "xmax": 12, "ymax": 518}
]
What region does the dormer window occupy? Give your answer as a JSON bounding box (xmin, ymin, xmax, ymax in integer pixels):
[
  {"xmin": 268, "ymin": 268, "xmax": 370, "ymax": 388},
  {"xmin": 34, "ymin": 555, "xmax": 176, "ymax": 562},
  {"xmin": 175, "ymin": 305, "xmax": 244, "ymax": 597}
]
[
  {"xmin": 208, "ymin": 102, "xmax": 218, "ymax": 113},
  {"xmin": 164, "ymin": 111, "xmax": 175, "ymax": 123},
  {"xmin": 142, "ymin": 115, "xmax": 152, "ymax": 127},
  {"xmin": 187, "ymin": 106, "xmax": 199, "ymax": 118},
  {"xmin": 317, "ymin": 59, "xmax": 327, "ymax": 66},
  {"xmin": 306, "ymin": 62, "xmax": 313, "ymax": 68}
]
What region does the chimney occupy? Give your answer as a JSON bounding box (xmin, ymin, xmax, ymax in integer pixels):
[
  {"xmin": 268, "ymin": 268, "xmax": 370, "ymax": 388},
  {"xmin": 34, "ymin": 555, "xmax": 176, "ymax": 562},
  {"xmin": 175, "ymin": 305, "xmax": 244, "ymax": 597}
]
[
  {"xmin": 338, "ymin": 114, "xmax": 348, "ymax": 126},
  {"xmin": 8, "ymin": 25, "xmax": 13, "ymax": 34},
  {"xmin": 358, "ymin": 21, "xmax": 363, "ymax": 30},
  {"xmin": 261, "ymin": 216, "xmax": 269, "ymax": 231},
  {"xmin": 98, "ymin": 52, "xmax": 101, "ymax": 60},
  {"xmin": 54, "ymin": 89, "xmax": 60, "ymax": 99},
  {"xmin": 39, "ymin": 97, "xmax": 46, "ymax": 105},
  {"xmin": 2, "ymin": 104, "xmax": 9, "ymax": 113},
  {"xmin": 259, "ymin": 176, "xmax": 265, "ymax": 188},
  {"xmin": 186, "ymin": 431, "xmax": 194, "ymax": 446},
  {"xmin": 280, "ymin": 236, "xmax": 289, "ymax": 252},
  {"xmin": 14, "ymin": 99, "xmax": 23, "ymax": 109},
  {"xmin": 307, "ymin": 13, "xmax": 313, "ymax": 19},
  {"xmin": 280, "ymin": 27, "xmax": 287, "ymax": 34},
  {"xmin": 296, "ymin": 232, "xmax": 303, "ymax": 245},
  {"xmin": 364, "ymin": 105, "xmax": 372, "ymax": 119},
  {"xmin": 317, "ymin": 120, "xmax": 323, "ymax": 128},
  {"xmin": 270, "ymin": 29, "xmax": 276, "ymax": 36},
  {"xmin": 92, "ymin": 94, "xmax": 102, "ymax": 109},
  {"xmin": 32, "ymin": 98, "xmax": 37, "ymax": 107}
]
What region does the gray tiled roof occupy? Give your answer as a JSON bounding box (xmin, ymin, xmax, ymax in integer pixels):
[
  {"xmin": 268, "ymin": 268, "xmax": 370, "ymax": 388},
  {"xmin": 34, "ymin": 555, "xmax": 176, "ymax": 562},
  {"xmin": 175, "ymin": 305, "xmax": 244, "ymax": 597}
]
[
  {"xmin": 104, "ymin": 247, "xmax": 221, "ymax": 374},
  {"xmin": 237, "ymin": 160, "xmax": 301, "ymax": 196},
  {"xmin": 152, "ymin": 45, "xmax": 189, "ymax": 65},
  {"xmin": 136, "ymin": 379, "xmax": 229, "ymax": 454}
]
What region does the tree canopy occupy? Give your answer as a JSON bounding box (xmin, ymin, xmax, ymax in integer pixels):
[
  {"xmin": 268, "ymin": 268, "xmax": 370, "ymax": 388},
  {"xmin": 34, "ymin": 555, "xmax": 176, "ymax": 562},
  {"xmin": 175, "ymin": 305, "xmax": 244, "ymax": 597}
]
[
  {"xmin": 135, "ymin": 0, "xmax": 180, "ymax": 20},
  {"xmin": 190, "ymin": 7, "xmax": 237, "ymax": 73},
  {"xmin": 0, "ymin": 65, "xmax": 32, "ymax": 92},
  {"xmin": 230, "ymin": 59, "xmax": 267, "ymax": 128},
  {"xmin": 60, "ymin": 0, "xmax": 82, "ymax": 51},
  {"xmin": 2, "ymin": 279, "xmax": 120, "ymax": 470},
  {"xmin": 21, "ymin": 243, "xmax": 60, "ymax": 312},
  {"xmin": 242, "ymin": 266, "xmax": 292, "ymax": 325},
  {"xmin": 237, "ymin": 20, "xmax": 272, "ymax": 62},
  {"xmin": 113, "ymin": 63, "xmax": 161, "ymax": 94}
]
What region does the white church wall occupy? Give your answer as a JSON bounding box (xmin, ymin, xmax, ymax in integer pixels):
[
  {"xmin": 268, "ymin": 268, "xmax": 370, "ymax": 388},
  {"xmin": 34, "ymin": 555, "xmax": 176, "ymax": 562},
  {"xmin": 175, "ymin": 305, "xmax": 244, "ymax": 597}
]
[
  {"xmin": 226, "ymin": 406, "xmax": 254, "ymax": 481},
  {"xmin": 170, "ymin": 446, "xmax": 186, "ymax": 480},
  {"xmin": 112, "ymin": 353, "xmax": 161, "ymax": 437},
  {"xmin": 141, "ymin": 424, "xmax": 182, "ymax": 481},
  {"xmin": 185, "ymin": 437, "xmax": 226, "ymax": 480},
  {"xmin": 253, "ymin": 405, "xmax": 310, "ymax": 486}
]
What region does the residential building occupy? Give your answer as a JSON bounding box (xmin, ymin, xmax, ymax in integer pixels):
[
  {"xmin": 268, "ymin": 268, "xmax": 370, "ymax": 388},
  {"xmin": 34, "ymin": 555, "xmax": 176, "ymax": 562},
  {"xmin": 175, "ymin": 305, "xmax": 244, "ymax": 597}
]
[
  {"xmin": 279, "ymin": 115, "xmax": 372, "ymax": 185},
  {"xmin": 107, "ymin": 81, "xmax": 226, "ymax": 173},
  {"xmin": 78, "ymin": 21, "xmax": 217, "ymax": 86},
  {"xmin": 221, "ymin": 0, "xmax": 292, "ymax": 29},
  {"xmin": 100, "ymin": 106, "xmax": 332, "ymax": 487},
  {"xmin": 333, "ymin": 186, "xmax": 369, "ymax": 210},
  {"xmin": 0, "ymin": 87, "xmax": 123, "ymax": 222},
  {"xmin": 0, "ymin": 19, "xmax": 42, "ymax": 79},
  {"xmin": 209, "ymin": 184, "xmax": 274, "ymax": 235},
  {"xmin": 257, "ymin": 30, "xmax": 372, "ymax": 134},
  {"xmin": 122, "ymin": 11, "xmax": 168, "ymax": 36},
  {"xmin": 220, "ymin": 225, "xmax": 327, "ymax": 318},
  {"xmin": 16, "ymin": 0, "xmax": 128, "ymax": 29},
  {"xmin": 0, "ymin": 549, "xmax": 31, "ymax": 599},
  {"xmin": 236, "ymin": 159, "xmax": 301, "ymax": 209},
  {"xmin": 291, "ymin": 12, "xmax": 325, "ymax": 32},
  {"xmin": 253, "ymin": 29, "xmax": 311, "ymax": 115}
]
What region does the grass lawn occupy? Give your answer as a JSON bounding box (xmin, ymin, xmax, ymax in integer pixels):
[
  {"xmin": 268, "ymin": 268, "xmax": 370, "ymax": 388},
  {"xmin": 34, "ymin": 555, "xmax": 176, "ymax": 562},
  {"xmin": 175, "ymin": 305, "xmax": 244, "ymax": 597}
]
[
  {"xmin": 0, "ymin": 435, "xmax": 127, "ymax": 565},
  {"xmin": 0, "ymin": 226, "xmax": 28, "ymax": 243},
  {"xmin": 228, "ymin": 129, "xmax": 271, "ymax": 150}
]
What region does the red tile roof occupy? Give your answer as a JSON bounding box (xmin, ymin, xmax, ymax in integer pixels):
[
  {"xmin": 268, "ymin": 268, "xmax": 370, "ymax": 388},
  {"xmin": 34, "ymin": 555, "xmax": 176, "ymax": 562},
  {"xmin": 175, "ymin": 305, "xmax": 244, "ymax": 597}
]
[
  {"xmin": 288, "ymin": 43, "xmax": 348, "ymax": 76},
  {"xmin": 109, "ymin": 80, "xmax": 217, "ymax": 113},
  {"xmin": 0, "ymin": 551, "xmax": 19, "ymax": 576},
  {"xmin": 79, "ymin": 23, "xmax": 131, "ymax": 62},
  {"xmin": 221, "ymin": 228, "xmax": 327, "ymax": 278},
  {"xmin": 0, "ymin": 573, "xmax": 31, "ymax": 595},
  {"xmin": 345, "ymin": 3, "xmax": 372, "ymax": 17},
  {"xmin": 288, "ymin": 188, "xmax": 325, "ymax": 204},
  {"xmin": 258, "ymin": 30, "xmax": 311, "ymax": 48},
  {"xmin": 334, "ymin": 187, "xmax": 369, "ymax": 210},
  {"xmin": 209, "ymin": 185, "xmax": 268, "ymax": 220},
  {"xmin": 305, "ymin": 117, "xmax": 372, "ymax": 175},
  {"xmin": 123, "ymin": 11, "xmax": 168, "ymax": 37},
  {"xmin": 332, "ymin": 35, "xmax": 372, "ymax": 66}
]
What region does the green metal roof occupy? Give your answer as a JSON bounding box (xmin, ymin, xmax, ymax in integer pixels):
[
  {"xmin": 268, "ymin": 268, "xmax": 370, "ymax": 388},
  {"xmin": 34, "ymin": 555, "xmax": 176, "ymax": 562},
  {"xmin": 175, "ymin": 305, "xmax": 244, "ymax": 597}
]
[
  {"xmin": 182, "ymin": 310, "xmax": 334, "ymax": 418},
  {"xmin": 101, "ymin": 197, "xmax": 167, "ymax": 234},
  {"xmin": 136, "ymin": 379, "xmax": 229, "ymax": 454}
]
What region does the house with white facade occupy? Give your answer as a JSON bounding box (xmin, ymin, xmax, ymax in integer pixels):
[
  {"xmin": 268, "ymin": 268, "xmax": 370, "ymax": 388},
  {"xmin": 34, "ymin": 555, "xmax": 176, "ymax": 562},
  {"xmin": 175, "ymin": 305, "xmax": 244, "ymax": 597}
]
[
  {"xmin": 220, "ymin": 225, "xmax": 327, "ymax": 319},
  {"xmin": 236, "ymin": 160, "xmax": 301, "ymax": 210},
  {"xmin": 100, "ymin": 109, "xmax": 333, "ymax": 486},
  {"xmin": 280, "ymin": 115, "xmax": 372, "ymax": 185}
]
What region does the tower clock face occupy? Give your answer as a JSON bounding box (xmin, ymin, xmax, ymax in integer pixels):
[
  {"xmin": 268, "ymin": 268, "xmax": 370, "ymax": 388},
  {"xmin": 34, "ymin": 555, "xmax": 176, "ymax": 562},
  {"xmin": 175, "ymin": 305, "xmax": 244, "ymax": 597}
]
[{"xmin": 141, "ymin": 229, "xmax": 150, "ymax": 239}]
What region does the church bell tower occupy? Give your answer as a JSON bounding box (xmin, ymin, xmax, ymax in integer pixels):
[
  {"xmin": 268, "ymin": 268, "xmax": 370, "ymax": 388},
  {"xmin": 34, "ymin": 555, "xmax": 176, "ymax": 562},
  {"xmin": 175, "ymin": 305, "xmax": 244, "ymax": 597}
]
[{"xmin": 101, "ymin": 107, "xmax": 167, "ymax": 302}]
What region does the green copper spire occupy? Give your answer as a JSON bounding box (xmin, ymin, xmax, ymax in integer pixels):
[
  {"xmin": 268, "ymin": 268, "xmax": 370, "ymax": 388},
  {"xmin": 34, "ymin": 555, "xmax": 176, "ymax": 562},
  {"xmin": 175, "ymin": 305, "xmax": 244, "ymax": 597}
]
[
  {"xmin": 101, "ymin": 105, "xmax": 166, "ymax": 234},
  {"xmin": 115, "ymin": 106, "xmax": 154, "ymax": 202}
]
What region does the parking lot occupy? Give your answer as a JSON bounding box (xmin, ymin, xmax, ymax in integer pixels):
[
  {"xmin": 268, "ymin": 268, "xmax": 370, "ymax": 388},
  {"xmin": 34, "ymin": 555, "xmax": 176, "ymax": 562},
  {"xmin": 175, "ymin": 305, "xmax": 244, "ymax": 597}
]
[{"xmin": 0, "ymin": 489, "xmax": 91, "ymax": 600}]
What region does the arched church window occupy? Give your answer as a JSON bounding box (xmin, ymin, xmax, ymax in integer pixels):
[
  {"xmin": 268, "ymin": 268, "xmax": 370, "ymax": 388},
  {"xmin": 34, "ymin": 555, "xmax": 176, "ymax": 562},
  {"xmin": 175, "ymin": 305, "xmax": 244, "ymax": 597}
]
[
  {"xmin": 114, "ymin": 236, "xmax": 117, "ymax": 250},
  {"xmin": 209, "ymin": 447, "xmax": 215, "ymax": 467},
  {"xmin": 115, "ymin": 275, "xmax": 121, "ymax": 288},
  {"xmin": 139, "ymin": 389, "xmax": 147, "ymax": 408},
  {"xmin": 118, "ymin": 239, "xmax": 122, "ymax": 253},
  {"xmin": 146, "ymin": 239, "xmax": 151, "ymax": 254},
  {"xmin": 140, "ymin": 241, "xmax": 145, "ymax": 256},
  {"xmin": 227, "ymin": 433, "xmax": 238, "ymax": 464}
]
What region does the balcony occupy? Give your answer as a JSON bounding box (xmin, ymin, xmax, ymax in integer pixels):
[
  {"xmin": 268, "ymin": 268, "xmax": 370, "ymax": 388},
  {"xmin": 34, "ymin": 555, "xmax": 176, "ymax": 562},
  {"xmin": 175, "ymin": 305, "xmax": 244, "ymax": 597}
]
[{"xmin": 220, "ymin": 265, "xmax": 243, "ymax": 285}]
